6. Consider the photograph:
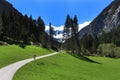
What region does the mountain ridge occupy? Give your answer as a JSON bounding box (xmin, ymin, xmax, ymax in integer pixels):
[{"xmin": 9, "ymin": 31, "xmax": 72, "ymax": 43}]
[
  {"xmin": 78, "ymin": 0, "xmax": 120, "ymax": 39},
  {"xmin": 0, "ymin": 0, "xmax": 20, "ymax": 14}
]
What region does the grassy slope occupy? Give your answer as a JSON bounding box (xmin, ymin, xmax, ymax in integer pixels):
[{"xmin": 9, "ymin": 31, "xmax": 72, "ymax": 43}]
[
  {"xmin": 13, "ymin": 51, "xmax": 120, "ymax": 80},
  {"xmin": 0, "ymin": 45, "xmax": 54, "ymax": 68}
]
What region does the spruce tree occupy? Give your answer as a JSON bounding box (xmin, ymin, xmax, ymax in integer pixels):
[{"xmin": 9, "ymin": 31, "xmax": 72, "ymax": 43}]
[
  {"xmin": 63, "ymin": 14, "xmax": 72, "ymax": 41},
  {"xmin": 49, "ymin": 23, "xmax": 54, "ymax": 48},
  {"xmin": 63, "ymin": 14, "xmax": 72, "ymax": 50}
]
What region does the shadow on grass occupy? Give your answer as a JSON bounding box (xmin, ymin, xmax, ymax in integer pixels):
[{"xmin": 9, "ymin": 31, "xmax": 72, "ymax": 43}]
[{"xmin": 70, "ymin": 54, "xmax": 101, "ymax": 64}]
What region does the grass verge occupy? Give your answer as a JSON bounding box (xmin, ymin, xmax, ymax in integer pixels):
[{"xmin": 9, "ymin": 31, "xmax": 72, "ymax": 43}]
[
  {"xmin": 13, "ymin": 51, "xmax": 120, "ymax": 80},
  {"xmin": 0, "ymin": 45, "xmax": 54, "ymax": 68}
]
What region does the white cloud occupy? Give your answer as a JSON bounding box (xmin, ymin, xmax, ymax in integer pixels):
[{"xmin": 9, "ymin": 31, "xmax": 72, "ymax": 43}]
[
  {"xmin": 45, "ymin": 21, "xmax": 91, "ymax": 31},
  {"xmin": 78, "ymin": 21, "xmax": 91, "ymax": 31},
  {"xmin": 45, "ymin": 25, "xmax": 64, "ymax": 39},
  {"xmin": 53, "ymin": 25, "xmax": 64, "ymax": 31},
  {"xmin": 54, "ymin": 34, "xmax": 63, "ymax": 39},
  {"xmin": 45, "ymin": 21, "xmax": 91, "ymax": 39},
  {"xmin": 45, "ymin": 25, "xmax": 64, "ymax": 31},
  {"xmin": 45, "ymin": 25, "xmax": 50, "ymax": 31}
]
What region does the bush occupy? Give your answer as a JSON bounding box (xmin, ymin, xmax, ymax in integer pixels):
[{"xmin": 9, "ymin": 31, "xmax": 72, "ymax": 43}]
[
  {"xmin": 0, "ymin": 41, "xmax": 8, "ymax": 45},
  {"xmin": 97, "ymin": 43, "xmax": 120, "ymax": 58}
]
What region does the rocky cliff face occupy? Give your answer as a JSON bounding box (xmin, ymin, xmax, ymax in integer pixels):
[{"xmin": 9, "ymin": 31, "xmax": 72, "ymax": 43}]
[{"xmin": 78, "ymin": 0, "xmax": 120, "ymax": 39}]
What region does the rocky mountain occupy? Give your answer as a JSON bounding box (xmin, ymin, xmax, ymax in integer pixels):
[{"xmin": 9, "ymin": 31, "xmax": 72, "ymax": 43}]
[{"xmin": 78, "ymin": 0, "xmax": 120, "ymax": 39}]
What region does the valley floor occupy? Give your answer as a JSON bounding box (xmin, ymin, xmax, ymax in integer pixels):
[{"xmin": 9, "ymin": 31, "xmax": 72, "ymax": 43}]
[
  {"xmin": 13, "ymin": 51, "xmax": 120, "ymax": 80},
  {"xmin": 0, "ymin": 52, "xmax": 59, "ymax": 80},
  {"xmin": 0, "ymin": 45, "xmax": 54, "ymax": 68}
]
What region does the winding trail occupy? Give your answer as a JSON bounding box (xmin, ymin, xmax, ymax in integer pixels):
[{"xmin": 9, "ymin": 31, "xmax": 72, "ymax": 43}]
[{"xmin": 0, "ymin": 52, "xmax": 60, "ymax": 80}]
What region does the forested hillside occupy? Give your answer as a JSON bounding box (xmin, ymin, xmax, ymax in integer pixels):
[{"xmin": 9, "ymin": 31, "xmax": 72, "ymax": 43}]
[
  {"xmin": 62, "ymin": 0, "xmax": 120, "ymax": 58},
  {"xmin": 0, "ymin": 0, "xmax": 60, "ymax": 50}
]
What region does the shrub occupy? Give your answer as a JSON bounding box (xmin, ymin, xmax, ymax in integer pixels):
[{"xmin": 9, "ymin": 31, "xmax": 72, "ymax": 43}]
[{"xmin": 97, "ymin": 43, "xmax": 120, "ymax": 58}]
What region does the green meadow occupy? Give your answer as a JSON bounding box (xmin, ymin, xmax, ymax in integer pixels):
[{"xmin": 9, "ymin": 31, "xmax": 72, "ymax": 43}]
[
  {"xmin": 0, "ymin": 45, "xmax": 54, "ymax": 68},
  {"xmin": 13, "ymin": 51, "xmax": 120, "ymax": 80}
]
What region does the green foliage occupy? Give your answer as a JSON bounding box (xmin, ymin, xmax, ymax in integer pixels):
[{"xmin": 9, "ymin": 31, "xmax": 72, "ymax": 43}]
[
  {"xmin": 99, "ymin": 25, "xmax": 120, "ymax": 46},
  {"xmin": 96, "ymin": 25, "xmax": 120, "ymax": 58},
  {"xmin": 63, "ymin": 14, "xmax": 72, "ymax": 41},
  {"xmin": 49, "ymin": 23, "xmax": 55, "ymax": 48},
  {"xmin": 0, "ymin": 14, "xmax": 3, "ymax": 36},
  {"xmin": 13, "ymin": 51, "xmax": 120, "ymax": 80},
  {"xmin": 49, "ymin": 22, "xmax": 54, "ymax": 38},
  {"xmin": 97, "ymin": 43, "xmax": 120, "ymax": 58},
  {"xmin": 0, "ymin": 45, "xmax": 54, "ymax": 68},
  {"xmin": 0, "ymin": 10, "xmax": 60, "ymax": 49},
  {"xmin": 80, "ymin": 34, "xmax": 99, "ymax": 55},
  {"xmin": 62, "ymin": 14, "xmax": 79, "ymax": 54}
]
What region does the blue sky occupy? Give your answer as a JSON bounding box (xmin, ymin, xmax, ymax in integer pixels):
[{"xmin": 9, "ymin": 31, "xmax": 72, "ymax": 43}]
[{"xmin": 7, "ymin": 0, "xmax": 113, "ymax": 26}]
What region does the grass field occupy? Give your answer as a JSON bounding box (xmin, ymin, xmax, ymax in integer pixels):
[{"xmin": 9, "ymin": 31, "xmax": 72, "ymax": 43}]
[
  {"xmin": 13, "ymin": 51, "xmax": 120, "ymax": 80},
  {"xmin": 0, "ymin": 45, "xmax": 54, "ymax": 68}
]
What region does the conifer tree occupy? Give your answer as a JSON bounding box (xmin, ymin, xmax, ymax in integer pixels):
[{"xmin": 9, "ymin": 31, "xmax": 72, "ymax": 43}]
[
  {"xmin": 49, "ymin": 22, "xmax": 54, "ymax": 48},
  {"xmin": 63, "ymin": 14, "xmax": 72, "ymax": 41}
]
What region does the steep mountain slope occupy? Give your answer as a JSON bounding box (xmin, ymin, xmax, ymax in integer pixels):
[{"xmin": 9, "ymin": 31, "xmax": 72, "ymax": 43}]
[
  {"xmin": 0, "ymin": 0, "xmax": 19, "ymax": 14},
  {"xmin": 0, "ymin": 0, "xmax": 61, "ymax": 49},
  {"xmin": 78, "ymin": 0, "xmax": 120, "ymax": 38}
]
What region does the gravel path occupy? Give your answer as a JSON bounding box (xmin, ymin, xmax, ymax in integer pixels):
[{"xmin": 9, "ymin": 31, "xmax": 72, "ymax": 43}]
[{"xmin": 0, "ymin": 52, "xmax": 59, "ymax": 80}]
